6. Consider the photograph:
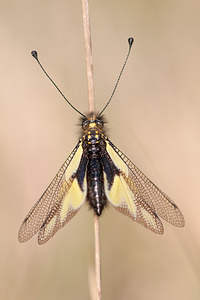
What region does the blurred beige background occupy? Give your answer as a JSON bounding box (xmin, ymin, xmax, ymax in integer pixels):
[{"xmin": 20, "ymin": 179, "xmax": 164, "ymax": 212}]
[{"xmin": 1, "ymin": 0, "xmax": 200, "ymax": 299}]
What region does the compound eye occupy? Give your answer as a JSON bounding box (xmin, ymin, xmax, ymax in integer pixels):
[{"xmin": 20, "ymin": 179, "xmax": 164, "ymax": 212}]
[
  {"xmin": 82, "ymin": 120, "xmax": 89, "ymax": 130},
  {"xmin": 95, "ymin": 119, "xmax": 103, "ymax": 128}
]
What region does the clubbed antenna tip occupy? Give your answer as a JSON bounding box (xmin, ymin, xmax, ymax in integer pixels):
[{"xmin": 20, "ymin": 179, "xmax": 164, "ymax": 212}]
[
  {"xmin": 128, "ymin": 37, "xmax": 134, "ymax": 48},
  {"xmin": 31, "ymin": 50, "xmax": 38, "ymax": 60}
]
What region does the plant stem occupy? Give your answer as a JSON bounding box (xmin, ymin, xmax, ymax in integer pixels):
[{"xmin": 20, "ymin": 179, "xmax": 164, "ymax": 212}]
[
  {"xmin": 81, "ymin": 0, "xmax": 95, "ymax": 114},
  {"xmin": 81, "ymin": 1, "xmax": 101, "ymax": 299},
  {"xmin": 94, "ymin": 214, "xmax": 101, "ymax": 300}
]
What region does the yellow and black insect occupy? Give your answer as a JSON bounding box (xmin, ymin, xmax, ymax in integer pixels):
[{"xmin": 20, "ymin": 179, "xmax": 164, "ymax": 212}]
[{"xmin": 18, "ymin": 38, "xmax": 184, "ymax": 244}]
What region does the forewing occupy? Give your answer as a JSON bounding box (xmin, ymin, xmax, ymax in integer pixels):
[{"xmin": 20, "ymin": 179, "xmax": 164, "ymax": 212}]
[
  {"xmin": 18, "ymin": 142, "xmax": 86, "ymax": 243},
  {"xmin": 105, "ymin": 139, "xmax": 185, "ymax": 231}
]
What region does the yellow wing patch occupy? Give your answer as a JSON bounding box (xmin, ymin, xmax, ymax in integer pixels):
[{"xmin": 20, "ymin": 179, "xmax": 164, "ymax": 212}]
[
  {"xmin": 60, "ymin": 178, "xmax": 86, "ymax": 220},
  {"xmin": 106, "ymin": 142, "xmax": 128, "ymax": 176},
  {"xmin": 104, "ymin": 173, "xmax": 136, "ymax": 216},
  {"xmin": 38, "ymin": 176, "xmax": 87, "ymax": 244},
  {"xmin": 105, "ymin": 171, "xmax": 163, "ymax": 234},
  {"xmin": 65, "ymin": 144, "xmax": 83, "ymax": 181}
]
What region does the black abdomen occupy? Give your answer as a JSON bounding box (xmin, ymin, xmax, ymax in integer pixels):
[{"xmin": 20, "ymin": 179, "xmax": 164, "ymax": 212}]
[{"xmin": 86, "ymin": 145, "xmax": 107, "ymax": 216}]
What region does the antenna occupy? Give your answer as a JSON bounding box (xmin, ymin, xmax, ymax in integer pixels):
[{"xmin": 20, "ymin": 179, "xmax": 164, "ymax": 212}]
[
  {"xmin": 31, "ymin": 51, "xmax": 86, "ymax": 118},
  {"xmin": 98, "ymin": 37, "xmax": 134, "ymax": 117}
]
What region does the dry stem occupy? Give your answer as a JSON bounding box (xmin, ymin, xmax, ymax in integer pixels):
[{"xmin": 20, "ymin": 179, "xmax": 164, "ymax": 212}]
[
  {"xmin": 81, "ymin": 0, "xmax": 95, "ymax": 114},
  {"xmin": 81, "ymin": 1, "xmax": 101, "ymax": 299}
]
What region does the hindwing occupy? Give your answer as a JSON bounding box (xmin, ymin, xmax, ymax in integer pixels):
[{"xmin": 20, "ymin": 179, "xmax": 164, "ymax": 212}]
[
  {"xmin": 18, "ymin": 141, "xmax": 87, "ymax": 244},
  {"xmin": 104, "ymin": 139, "xmax": 185, "ymax": 234}
]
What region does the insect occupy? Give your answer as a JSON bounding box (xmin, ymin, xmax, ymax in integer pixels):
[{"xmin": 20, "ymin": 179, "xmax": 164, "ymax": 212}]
[{"xmin": 18, "ymin": 38, "xmax": 184, "ymax": 244}]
